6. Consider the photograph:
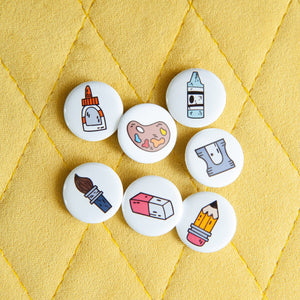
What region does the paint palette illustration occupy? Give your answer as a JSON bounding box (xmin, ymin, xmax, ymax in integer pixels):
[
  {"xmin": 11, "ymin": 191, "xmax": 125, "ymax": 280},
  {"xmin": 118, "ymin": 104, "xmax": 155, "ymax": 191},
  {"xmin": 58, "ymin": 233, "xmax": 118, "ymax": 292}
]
[
  {"xmin": 127, "ymin": 120, "xmax": 171, "ymax": 152},
  {"xmin": 130, "ymin": 192, "xmax": 174, "ymax": 220}
]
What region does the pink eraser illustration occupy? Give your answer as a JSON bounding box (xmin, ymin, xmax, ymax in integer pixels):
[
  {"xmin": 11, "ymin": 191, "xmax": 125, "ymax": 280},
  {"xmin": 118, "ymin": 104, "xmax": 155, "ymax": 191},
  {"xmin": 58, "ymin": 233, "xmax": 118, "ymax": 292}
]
[
  {"xmin": 187, "ymin": 232, "xmax": 206, "ymax": 246},
  {"xmin": 130, "ymin": 192, "xmax": 174, "ymax": 220}
]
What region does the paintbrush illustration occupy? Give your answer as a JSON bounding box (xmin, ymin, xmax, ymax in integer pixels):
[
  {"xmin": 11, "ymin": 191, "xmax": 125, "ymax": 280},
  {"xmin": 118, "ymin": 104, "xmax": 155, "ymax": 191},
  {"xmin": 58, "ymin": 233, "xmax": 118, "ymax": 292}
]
[{"xmin": 74, "ymin": 174, "xmax": 112, "ymax": 213}]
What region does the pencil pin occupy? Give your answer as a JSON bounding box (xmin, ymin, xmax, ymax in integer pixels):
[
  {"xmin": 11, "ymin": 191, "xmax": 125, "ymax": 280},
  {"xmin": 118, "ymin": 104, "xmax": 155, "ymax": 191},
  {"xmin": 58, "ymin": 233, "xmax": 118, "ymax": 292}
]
[{"xmin": 187, "ymin": 201, "xmax": 219, "ymax": 246}]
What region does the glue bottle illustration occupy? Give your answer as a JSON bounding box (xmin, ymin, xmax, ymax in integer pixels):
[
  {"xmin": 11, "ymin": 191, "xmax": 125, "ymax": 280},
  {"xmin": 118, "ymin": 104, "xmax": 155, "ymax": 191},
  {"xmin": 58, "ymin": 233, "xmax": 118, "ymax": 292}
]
[
  {"xmin": 187, "ymin": 71, "xmax": 204, "ymax": 119},
  {"xmin": 81, "ymin": 85, "xmax": 106, "ymax": 132}
]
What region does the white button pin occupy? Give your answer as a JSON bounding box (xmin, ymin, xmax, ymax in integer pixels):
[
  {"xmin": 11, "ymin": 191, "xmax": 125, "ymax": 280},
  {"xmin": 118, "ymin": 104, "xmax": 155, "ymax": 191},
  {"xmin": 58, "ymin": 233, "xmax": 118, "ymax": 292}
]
[
  {"xmin": 122, "ymin": 176, "xmax": 183, "ymax": 236},
  {"xmin": 185, "ymin": 128, "xmax": 244, "ymax": 187},
  {"xmin": 166, "ymin": 69, "xmax": 226, "ymax": 128},
  {"xmin": 63, "ymin": 163, "xmax": 123, "ymax": 223},
  {"xmin": 117, "ymin": 103, "xmax": 177, "ymax": 163},
  {"xmin": 176, "ymin": 192, "xmax": 237, "ymax": 253},
  {"xmin": 64, "ymin": 81, "xmax": 123, "ymax": 141}
]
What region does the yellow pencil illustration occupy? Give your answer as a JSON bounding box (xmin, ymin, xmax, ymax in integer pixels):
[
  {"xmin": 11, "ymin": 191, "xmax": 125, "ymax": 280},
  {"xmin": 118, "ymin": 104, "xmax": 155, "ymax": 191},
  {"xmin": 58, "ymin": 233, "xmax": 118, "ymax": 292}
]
[{"xmin": 187, "ymin": 201, "xmax": 219, "ymax": 246}]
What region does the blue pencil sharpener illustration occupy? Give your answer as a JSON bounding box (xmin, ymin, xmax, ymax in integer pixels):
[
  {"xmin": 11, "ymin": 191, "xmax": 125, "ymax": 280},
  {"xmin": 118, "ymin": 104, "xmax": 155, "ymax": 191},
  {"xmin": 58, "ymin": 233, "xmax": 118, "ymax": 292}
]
[
  {"xmin": 187, "ymin": 71, "xmax": 204, "ymax": 119},
  {"xmin": 195, "ymin": 139, "xmax": 235, "ymax": 177}
]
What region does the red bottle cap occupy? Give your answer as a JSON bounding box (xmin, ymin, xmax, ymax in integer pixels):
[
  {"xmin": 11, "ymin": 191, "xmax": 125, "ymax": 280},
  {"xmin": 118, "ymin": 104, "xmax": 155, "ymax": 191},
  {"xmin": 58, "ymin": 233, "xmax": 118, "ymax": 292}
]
[{"xmin": 82, "ymin": 85, "xmax": 99, "ymax": 106}]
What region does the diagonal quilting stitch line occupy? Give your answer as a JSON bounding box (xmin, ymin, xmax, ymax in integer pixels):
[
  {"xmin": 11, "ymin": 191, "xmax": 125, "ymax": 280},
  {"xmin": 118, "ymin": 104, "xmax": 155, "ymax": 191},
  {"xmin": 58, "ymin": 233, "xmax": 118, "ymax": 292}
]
[
  {"xmin": 263, "ymin": 210, "xmax": 299, "ymax": 297},
  {"xmin": 96, "ymin": 151, "xmax": 151, "ymax": 299},
  {"xmin": 230, "ymin": 242, "xmax": 264, "ymax": 294},
  {"xmin": 248, "ymin": 0, "xmax": 293, "ymax": 94},
  {"xmin": 171, "ymin": 117, "xmax": 263, "ymax": 292},
  {"xmin": 0, "ymin": 120, "xmax": 39, "ymax": 203},
  {"xmin": 191, "ymin": 4, "xmax": 250, "ymax": 97},
  {"xmin": 161, "ymin": 245, "xmax": 185, "ymax": 299},
  {"xmin": 85, "ymin": 16, "xmax": 144, "ymax": 104},
  {"xmin": 79, "ymin": 0, "xmax": 144, "ymax": 104},
  {"xmin": 51, "ymin": 224, "xmax": 90, "ymax": 299},
  {"xmin": 172, "ymin": 150, "xmax": 264, "ymax": 295},
  {"xmin": 160, "ymin": 1, "xmax": 297, "ymax": 291},
  {"xmin": 230, "ymin": 97, "xmax": 250, "ymax": 133},
  {"xmin": 50, "ymin": 151, "xmax": 148, "ymax": 298},
  {"xmin": 0, "ymin": 58, "xmax": 39, "ymax": 120},
  {"xmin": 38, "ymin": 12, "xmax": 89, "ymax": 120},
  {"xmin": 0, "ymin": 247, "xmax": 32, "ymax": 299},
  {"xmin": 77, "ymin": 0, "xmax": 87, "ymax": 14},
  {"xmin": 115, "ymin": 152, "xmax": 125, "ymax": 172},
  {"xmin": 1, "ymin": 11, "xmax": 89, "ymax": 169},
  {"xmin": 160, "ymin": 153, "xmax": 207, "ymax": 298},
  {"xmin": 0, "ymin": 55, "xmax": 67, "ymax": 169},
  {"xmin": 39, "ymin": 123, "xmax": 68, "ymax": 167},
  {"xmin": 102, "ymin": 223, "xmax": 152, "ymax": 299},
  {"xmin": 248, "ymin": 97, "xmax": 300, "ymax": 176},
  {"xmin": 193, "ymin": 0, "xmax": 299, "ymax": 174},
  {"xmin": 146, "ymin": 0, "xmax": 192, "ymax": 103},
  {"xmin": 192, "ymin": 0, "xmax": 292, "ymax": 96}
]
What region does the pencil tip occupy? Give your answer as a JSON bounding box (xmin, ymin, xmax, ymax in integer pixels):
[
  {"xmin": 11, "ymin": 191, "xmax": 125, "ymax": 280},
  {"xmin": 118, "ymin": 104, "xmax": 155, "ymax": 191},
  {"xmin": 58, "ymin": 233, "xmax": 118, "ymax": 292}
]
[{"xmin": 210, "ymin": 201, "xmax": 218, "ymax": 209}]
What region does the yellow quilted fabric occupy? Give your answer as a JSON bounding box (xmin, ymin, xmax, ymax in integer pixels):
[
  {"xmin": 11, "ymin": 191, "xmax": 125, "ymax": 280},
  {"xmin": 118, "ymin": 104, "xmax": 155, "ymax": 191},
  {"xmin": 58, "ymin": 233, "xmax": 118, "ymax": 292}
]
[{"xmin": 0, "ymin": 0, "xmax": 299, "ymax": 299}]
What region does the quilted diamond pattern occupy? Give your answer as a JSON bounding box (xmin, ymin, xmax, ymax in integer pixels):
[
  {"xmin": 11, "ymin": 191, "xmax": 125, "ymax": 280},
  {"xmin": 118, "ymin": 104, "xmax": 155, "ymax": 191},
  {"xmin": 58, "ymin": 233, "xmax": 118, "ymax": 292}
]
[
  {"xmin": 192, "ymin": 0, "xmax": 291, "ymax": 90},
  {"xmin": 0, "ymin": 0, "xmax": 84, "ymax": 115},
  {"xmin": 88, "ymin": 0, "xmax": 189, "ymax": 100},
  {"xmin": 0, "ymin": 0, "xmax": 299, "ymax": 299},
  {"xmin": 0, "ymin": 64, "xmax": 36, "ymax": 195},
  {"xmin": 251, "ymin": 0, "xmax": 300, "ymax": 170},
  {"xmin": 208, "ymin": 100, "xmax": 300, "ymax": 289}
]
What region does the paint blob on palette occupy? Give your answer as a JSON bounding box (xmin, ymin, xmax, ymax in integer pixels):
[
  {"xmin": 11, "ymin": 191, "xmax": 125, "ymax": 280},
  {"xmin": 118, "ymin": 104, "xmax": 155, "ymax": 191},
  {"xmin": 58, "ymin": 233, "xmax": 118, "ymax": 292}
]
[{"xmin": 118, "ymin": 104, "xmax": 177, "ymax": 163}]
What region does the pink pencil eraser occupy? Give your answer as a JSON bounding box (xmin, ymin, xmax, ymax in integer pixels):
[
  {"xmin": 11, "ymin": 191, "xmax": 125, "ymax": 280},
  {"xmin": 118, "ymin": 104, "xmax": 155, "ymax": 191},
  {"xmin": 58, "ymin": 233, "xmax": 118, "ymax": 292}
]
[
  {"xmin": 130, "ymin": 193, "xmax": 153, "ymax": 216},
  {"xmin": 187, "ymin": 232, "xmax": 206, "ymax": 246}
]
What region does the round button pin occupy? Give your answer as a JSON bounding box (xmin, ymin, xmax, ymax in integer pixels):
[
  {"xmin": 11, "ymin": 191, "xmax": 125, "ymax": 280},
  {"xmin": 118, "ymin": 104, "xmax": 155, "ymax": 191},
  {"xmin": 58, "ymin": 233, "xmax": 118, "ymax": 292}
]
[
  {"xmin": 166, "ymin": 68, "xmax": 226, "ymax": 128},
  {"xmin": 64, "ymin": 81, "xmax": 123, "ymax": 141},
  {"xmin": 176, "ymin": 192, "xmax": 237, "ymax": 253},
  {"xmin": 185, "ymin": 128, "xmax": 244, "ymax": 187},
  {"xmin": 63, "ymin": 162, "xmax": 123, "ymax": 223},
  {"xmin": 122, "ymin": 176, "xmax": 183, "ymax": 236},
  {"xmin": 117, "ymin": 103, "xmax": 177, "ymax": 163}
]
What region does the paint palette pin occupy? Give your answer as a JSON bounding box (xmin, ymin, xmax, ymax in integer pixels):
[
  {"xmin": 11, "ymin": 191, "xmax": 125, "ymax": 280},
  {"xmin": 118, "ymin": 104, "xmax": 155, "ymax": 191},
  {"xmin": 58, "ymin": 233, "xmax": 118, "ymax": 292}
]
[
  {"xmin": 118, "ymin": 104, "xmax": 177, "ymax": 163},
  {"xmin": 176, "ymin": 192, "xmax": 237, "ymax": 253},
  {"xmin": 166, "ymin": 69, "xmax": 226, "ymax": 128},
  {"xmin": 185, "ymin": 128, "xmax": 244, "ymax": 187},
  {"xmin": 63, "ymin": 163, "xmax": 123, "ymax": 223},
  {"xmin": 122, "ymin": 176, "xmax": 183, "ymax": 236},
  {"xmin": 64, "ymin": 81, "xmax": 123, "ymax": 141}
]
